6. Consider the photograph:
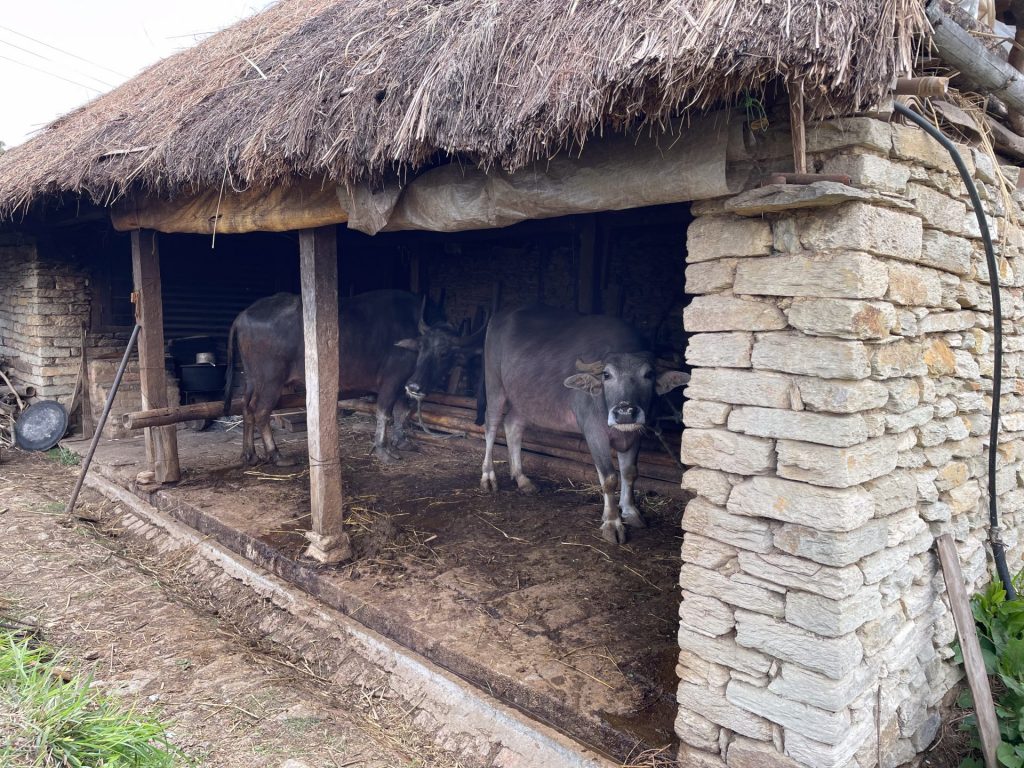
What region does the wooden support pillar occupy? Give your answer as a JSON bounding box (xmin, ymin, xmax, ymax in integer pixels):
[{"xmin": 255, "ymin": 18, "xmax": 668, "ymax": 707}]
[
  {"xmin": 788, "ymin": 81, "xmax": 807, "ymax": 175},
  {"xmin": 299, "ymin": 226, "xmax": 351, "ymax": 564},
  {"xmin": 130, "ymin": 230, "xmax": 180, "ymax": 483}
]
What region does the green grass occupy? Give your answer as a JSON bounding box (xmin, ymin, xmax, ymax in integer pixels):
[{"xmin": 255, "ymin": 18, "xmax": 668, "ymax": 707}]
[
  {"xmin": 45, "ymin": 446, "xmax": 80, "ymax": 467},
  {"xmin": 0, "ymin": 628, "xmax": 186, "ymax": 767}
]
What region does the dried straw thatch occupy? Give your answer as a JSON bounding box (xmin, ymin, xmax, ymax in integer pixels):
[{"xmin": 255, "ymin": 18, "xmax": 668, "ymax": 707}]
[{"xmin": 0, "ymin": 0, "xmax": 927, "ymax": 216}]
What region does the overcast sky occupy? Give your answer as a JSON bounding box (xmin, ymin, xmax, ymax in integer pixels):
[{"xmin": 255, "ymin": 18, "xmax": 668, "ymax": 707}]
[{"xmin": 1, "ymin": 0, "xmax": 274, "ymax": 148}]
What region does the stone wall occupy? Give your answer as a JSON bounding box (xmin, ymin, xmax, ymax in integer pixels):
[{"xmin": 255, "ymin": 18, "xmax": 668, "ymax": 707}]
[
  {"xmin": 0, "ymin": 235, "xmax": 176, "ymax": 436},
  {"xmin": 0, "ymin": 234, "xmax": 91, "ymax": 402},
  {"xmin": 677, "ymin": 117, "xmax": 1024, "ymax": 768}
]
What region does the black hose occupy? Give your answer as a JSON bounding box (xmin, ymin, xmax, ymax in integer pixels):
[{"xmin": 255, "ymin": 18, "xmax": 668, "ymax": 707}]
[{"xmin": 893, "ymin": 102, "xmax": 1016, "ymax": 599}]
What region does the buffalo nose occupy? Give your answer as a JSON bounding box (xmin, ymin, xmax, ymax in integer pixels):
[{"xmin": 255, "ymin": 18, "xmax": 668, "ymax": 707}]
[
  {"xmin": 612, "ymin": 403, "xmax": 638, "ymax": 422},
  {"xmin": 405, "ymin": 382, "xmax": 424, "ymax": 399}
]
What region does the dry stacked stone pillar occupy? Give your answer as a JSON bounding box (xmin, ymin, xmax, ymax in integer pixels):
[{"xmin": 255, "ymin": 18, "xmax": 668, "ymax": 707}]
[
  {"xmin": 676, "ymin": 117, "xmax": 1024, "ymax": 768},
  {"xmin": 0, "ymin": 234, "xmax": 91, "ymax": 400}
]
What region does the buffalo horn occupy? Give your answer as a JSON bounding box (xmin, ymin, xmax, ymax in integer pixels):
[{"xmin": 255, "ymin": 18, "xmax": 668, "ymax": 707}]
[
  {"xmin": 575, "ymin": 358, "xmax": 604, "ymax": 374},
  {"xmin": 418, "ymin": 295, "xmax": 429, "ymax": 334}
]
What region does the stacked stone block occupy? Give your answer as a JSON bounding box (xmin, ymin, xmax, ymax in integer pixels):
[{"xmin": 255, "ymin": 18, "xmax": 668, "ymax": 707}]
[
  {"xmin": 677, "ymin": 117, "xmax": 1024, "ymax": 768},
  {"xmin": 0, "ymin": 235, "xmax": 91, "ymax": 401}
]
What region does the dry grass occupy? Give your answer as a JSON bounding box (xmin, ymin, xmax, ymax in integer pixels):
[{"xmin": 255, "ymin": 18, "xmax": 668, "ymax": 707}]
[{"xmin": 0, "ymin": 0, "xmax": 926, "ymax": 215}]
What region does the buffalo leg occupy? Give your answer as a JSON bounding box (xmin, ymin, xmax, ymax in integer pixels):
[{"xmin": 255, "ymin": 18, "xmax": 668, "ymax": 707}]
[
  {"xmin": 254, "ymin": 388, "xmax": 294, "ymax": 467},
  {"xmin": 584, "ymin": 433, "xmax": 626, "ymax": 544},
  {"xmin": 617, "ymin": 442, "xmax": 646, "ymax": 528},
  {"xmin": 373, "ymin": 381, "xmax": 404, "ymax": 463},
  {"xmin": 389, "ymin": 398, "xmax": 416, "ymax": 452},
  {"xmin": 480, "ymin": 389, "xmax": 508, "ymax": 492},
  {"xmin": 504, "ymin": 411, "xmax": 537, "ymax": 493},
  {"xmin": 241, "ymin": 386, "xmax": 258, "ymax": 466}
]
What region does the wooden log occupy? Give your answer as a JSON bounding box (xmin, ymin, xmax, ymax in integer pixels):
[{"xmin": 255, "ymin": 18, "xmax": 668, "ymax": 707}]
[
  {"xmin": 789, "ymin": 82, "xmax": 807, "ymax": 175},
  {"xmin": 390, "ymin": 396, "xmax": 683, "ymax": 465},
  {"xmin": 299, "ymin": 226, "xmax": 350, "ymax": 563},
  {"xmin": 987, "ymin": 116, "xmax": 1024, "ymax": 161},
  {"xmin": 894, "ymin": 76, "xmax": 949, "ymax": 97},
  {"xmin": 936, "ymin": 534, "xmax": 999, "ymax": 768},
  {"xmin": 926, "ymin": 1, "xmax": 1024, "ymax": 115},
  {"xmin": 131, "ymin": 230, "xmax": 180, "ymax": 484},
  {"xmin": 412, "ymin": 431, "xmax": 685, "ymax": 498},
  {"xmin": 122, "ymin": 393, "xmax": 308, "ymax": 430},
  {"xmin": 352, "ymin": 398, "xmax": 683, "ymax": 483}
]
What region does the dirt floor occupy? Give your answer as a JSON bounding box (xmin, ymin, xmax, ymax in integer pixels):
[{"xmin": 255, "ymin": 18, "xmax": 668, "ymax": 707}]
[
  {"xmin": 64, "ymin": 411, "xmax": 689, "ymax": 761},
  {"xmin": 0, "ymin": 448, "xmax": 473, "ymax": 767}
]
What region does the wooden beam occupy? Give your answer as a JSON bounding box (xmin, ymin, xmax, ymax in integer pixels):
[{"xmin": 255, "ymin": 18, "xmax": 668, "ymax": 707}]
[
  {"xmin": 130, "ymin": 230, "xmax": 180, "ymax": 484},
  {"xmin": 789, "ymin": 82, "xmax": 807, "ymax": 175},
  {"xmin": 936, "ymin": 534, "xmax": 999, "ymax": 768},
  {"xmin": 299, "ymin": 226, "xmax": 351, "ymax": 564},
  {"xmin": 926, "ymin": 1, "xmax": 1024, "ymax": 115}
]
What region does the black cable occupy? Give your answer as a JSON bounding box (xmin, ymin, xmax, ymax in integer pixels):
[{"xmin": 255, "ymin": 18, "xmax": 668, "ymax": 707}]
[{"xmin": 893, "ymin": 101, "xmax": 1016, "ymax": 599}]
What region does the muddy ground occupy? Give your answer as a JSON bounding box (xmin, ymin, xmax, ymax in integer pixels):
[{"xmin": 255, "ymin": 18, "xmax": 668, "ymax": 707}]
[{"xmin": 0, "ymin": 448, "xmax": 472, "ymax": 767}]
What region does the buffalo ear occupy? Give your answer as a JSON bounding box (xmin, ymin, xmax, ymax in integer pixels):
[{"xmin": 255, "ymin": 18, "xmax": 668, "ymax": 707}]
[
  {"xmin": 563, "ymin": 373, "xmax": 603, "ymax": 395},
  {"xmin": 655, "ymin": 370, "xmax": 690, "ymax": 396},
  {"xmin": 395, "ymin": 338, "xmax": 420, "ymax": 351}
]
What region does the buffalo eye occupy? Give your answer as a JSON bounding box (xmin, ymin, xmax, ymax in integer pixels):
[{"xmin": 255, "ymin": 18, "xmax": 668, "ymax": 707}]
[
  {"xmin": 602, "ymin": 370, "xmax": 612, "ymax": 380},
  {"xmin": 643, "ymin": 370, "xmax": 655, "ymax": 380}
]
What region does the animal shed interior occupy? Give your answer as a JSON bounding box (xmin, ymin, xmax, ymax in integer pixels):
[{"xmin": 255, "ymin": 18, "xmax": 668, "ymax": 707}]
[{"xmin": 66, "ymin": 202, "xmax": 695, "ymax": 761}]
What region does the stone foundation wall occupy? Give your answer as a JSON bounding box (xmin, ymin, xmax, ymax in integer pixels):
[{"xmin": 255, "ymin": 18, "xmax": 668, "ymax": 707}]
[{"xmin": 677, "ymin": 117, "xmax": 1024, "ymax": 768}]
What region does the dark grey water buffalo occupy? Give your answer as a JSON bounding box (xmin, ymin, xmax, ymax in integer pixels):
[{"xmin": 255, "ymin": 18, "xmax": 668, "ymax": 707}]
[
  {"xmin": 479, "ymin": 306, "xmax": 689, "ymax": 544},
  {"xmin": 223, "ymin": 289, "xmax": 480, "ymax": 466}
]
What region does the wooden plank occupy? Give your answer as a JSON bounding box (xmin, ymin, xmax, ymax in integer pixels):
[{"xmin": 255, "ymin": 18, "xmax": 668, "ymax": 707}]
[
  {"xmin": 789, "ymin": 82, "xmax": 807, "ymax": 175},
  {"xmin": 936, "ymin": 534, "xmax": 999, "ymax": 768},
  {"xmin": 299, "ymin": 226, "xmax": 351, "ymax": 563},
  {"xmin": 130, "ymin": 230, "xmax": 180, "ymax": 483}
]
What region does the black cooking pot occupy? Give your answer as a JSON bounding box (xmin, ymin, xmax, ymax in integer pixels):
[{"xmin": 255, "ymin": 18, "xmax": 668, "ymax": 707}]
[{"xmin": 179, "ymin": 364, "xmax": 227, "ymax": 393}]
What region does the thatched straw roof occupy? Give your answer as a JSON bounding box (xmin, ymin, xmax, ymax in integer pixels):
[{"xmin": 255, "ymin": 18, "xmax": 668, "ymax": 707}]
[{"xmin": 0, "ymin": 0, "xmax": 927, "ymax": 216}]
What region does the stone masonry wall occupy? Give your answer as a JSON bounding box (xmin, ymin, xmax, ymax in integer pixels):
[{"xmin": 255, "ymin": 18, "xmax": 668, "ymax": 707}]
[
  {"xmin": 0, "ymin": 234, "xmax": 91, "ymax": 402},
  {"xmin": 677, "ymin": 117, "xmax": 1024, "ymax": 768}
]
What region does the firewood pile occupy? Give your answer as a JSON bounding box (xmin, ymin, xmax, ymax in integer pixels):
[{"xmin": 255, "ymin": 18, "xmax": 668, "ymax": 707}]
[{"xmin": 0, "ymin": 359, "xmax": 31, "ymax": 451}]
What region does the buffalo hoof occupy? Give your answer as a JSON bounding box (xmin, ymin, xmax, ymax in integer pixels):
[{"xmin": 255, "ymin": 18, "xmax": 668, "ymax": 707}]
[
  {"xmin": 391, "ymin": 437, "xmax": 419, "ymax": 452},
  {"xmin": 480, "ymin": 471, "xmax": 498, "ymax": 492},
  {"xmin": 516, "ymin": 476, "xmax": 539, "ymax": 494},
  {"xmin": 600, "ymin": 519, "xmax": 627, "ymax": 545},
  {"xmin": 374, "ymin": 445, "xmax": 401, "ymax": 464},
  {"xmin": 621, "ymin": 507, "xmax": 647, "ymax": 528},
  {"xmin": 272, "ymin": 453, "xmax": 297, "ymax": 468}
]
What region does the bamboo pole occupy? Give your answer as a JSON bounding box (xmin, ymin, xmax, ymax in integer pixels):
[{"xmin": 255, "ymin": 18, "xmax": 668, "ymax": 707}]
[{"xmin": 65, "ymin": 325, "xmax": 141, "ymax": 517}]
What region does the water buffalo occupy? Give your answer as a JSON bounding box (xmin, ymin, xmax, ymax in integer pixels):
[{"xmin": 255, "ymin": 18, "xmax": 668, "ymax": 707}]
[
  {"xmin": 223, "ymin": 289, "xmax": 481, "ymax": 466},
  {"xmin": 479, "ymin": 306, "xmax": 689, "ymax": 544}
]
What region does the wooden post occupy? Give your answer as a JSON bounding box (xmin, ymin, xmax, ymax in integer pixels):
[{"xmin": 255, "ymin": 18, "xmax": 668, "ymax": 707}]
[
  {"xmin": 299, "ymin": 226, "xmax": 351, "ymax": 564},
  {"xmin": 789, "ymin": 81, "xmax": 807, "ymax": 175},
  {"xmin": 130, "ymin": 230, "xmax": 180, "ymax": 483},
  {"xmin": 937, "ymin": 534, "xmax": 999, "ymax": 768}
]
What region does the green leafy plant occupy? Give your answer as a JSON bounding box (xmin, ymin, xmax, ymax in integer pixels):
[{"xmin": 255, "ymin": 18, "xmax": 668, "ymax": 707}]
[
  {"xmin": 958, "ymin": 579, "xmax": 1024, "ymax": 767},
  {"xmin": 0, "ymin": 628, "xmax": 186, "ymax": 766},
  {"xmin": 46, "ymin": 445, "xmax": 81, "ymax": 466}
]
